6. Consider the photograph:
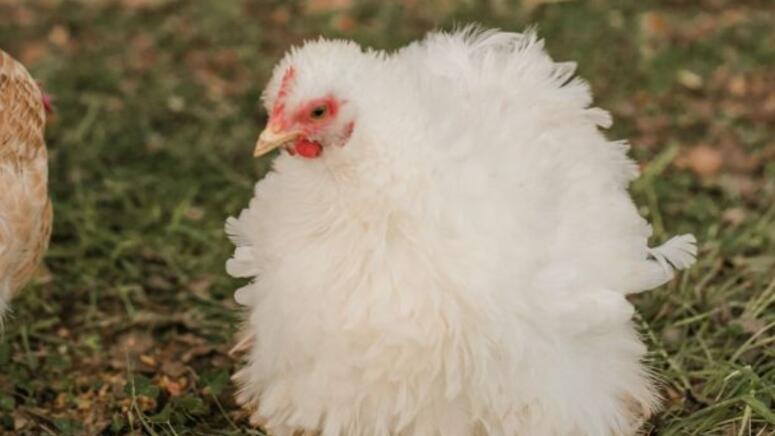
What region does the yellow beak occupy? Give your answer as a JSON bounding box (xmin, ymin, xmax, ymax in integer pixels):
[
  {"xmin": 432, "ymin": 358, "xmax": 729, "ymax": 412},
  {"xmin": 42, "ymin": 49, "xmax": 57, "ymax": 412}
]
[{"xmin": 254, "ymin": 127, "xmax": 300, "ymax": 158}]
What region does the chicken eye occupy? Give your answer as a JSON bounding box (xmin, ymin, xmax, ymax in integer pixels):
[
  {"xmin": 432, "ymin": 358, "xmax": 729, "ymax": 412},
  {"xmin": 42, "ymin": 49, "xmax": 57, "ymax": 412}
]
[{"xmin": 309, "ymin": 105, "xmax": 328, "ymax": 120}]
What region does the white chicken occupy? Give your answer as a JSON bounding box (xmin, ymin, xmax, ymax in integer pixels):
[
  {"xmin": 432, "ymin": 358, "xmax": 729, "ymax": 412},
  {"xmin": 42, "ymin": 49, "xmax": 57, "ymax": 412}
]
[
  {"xmin": 226, "ymin": 27, "xmax": 696, "ymax": 436},
  {"xmin": 0, "ymin": 49, "xmax": 51, "ymax": 321}
]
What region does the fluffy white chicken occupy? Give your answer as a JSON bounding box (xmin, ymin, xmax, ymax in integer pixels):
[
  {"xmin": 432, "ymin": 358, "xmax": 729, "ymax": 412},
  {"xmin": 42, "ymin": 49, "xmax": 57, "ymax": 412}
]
[
  {"xmin": 226, "ymin": 27, "xmax": 696, "ymax": 436},
  {"xmin": 0, "ymin": 49, "xmax": 52, "ymax": 321}
]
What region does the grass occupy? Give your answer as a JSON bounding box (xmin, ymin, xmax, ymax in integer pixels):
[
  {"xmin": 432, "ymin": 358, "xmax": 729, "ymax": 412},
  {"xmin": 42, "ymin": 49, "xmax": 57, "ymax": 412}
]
[{"xmin": 0, "ymin": 0, "xmax": 773, "ymax": 434}]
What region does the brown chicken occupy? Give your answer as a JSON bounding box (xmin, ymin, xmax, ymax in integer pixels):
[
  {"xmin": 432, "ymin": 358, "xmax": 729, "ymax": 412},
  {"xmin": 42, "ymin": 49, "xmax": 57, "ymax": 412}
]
[{"xmin": 0, "ymin": 49, "xmax": 51, "ymax": 320}]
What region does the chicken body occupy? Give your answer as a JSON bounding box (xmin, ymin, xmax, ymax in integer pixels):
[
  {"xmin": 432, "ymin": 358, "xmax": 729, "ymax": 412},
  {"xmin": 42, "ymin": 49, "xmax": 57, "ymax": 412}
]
[
  {"xmin": 0, "ymin": 50, "xmax": 51, "ymax": 320},
  {"xmin": 227, "ymin": 28, "xmax": 696, "ymax": 436}
]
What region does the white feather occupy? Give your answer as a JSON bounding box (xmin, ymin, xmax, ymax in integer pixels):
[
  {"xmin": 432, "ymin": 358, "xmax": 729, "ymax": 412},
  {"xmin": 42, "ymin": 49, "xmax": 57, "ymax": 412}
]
[{"xmin": 227, "ymin": 26, "xmax": 696, "ymax": 436}]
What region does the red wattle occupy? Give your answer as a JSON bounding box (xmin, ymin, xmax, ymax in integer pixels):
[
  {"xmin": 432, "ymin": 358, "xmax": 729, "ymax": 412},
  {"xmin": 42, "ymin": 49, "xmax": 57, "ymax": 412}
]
[{"xmin": 294, "ymin": 139, "xmax": 323, "ymax": 158}]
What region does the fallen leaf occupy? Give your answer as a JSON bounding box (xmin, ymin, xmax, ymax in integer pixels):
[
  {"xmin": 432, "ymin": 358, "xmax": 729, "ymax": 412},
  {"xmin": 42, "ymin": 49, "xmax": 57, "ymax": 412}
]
[
  {"xmin": 110, "ymin": 332, "xmax": 155, "ymax": 370},
  {"xmin": 678, "ymin": 145, "xmax": 723, "ymax": 177},
  {"xmin": 187, "ymin": 276, "xmax": 213, "ymax": 298},
  {"xmin": 139, "ymin": 354, "xmax": 157, "ymax": 367},
  {"xmin": 47, "ymin": 25, "xmax": 70, "ymax": 47},
  {"xmin": 735, "ymin": 316, "xmax": 766, "ymax": 334},
  {"xmin": 159, "ymin": 375, "xmax": 186, "ymax": 397},
  {"xmin": 270, "ymin": 6, "xmax": 291, "ymax": 24},
  {"xmin": 721, "ymin": 208, "xmax": 746, "ymax": 226},
  {"xmin": 641, "ymin": 11, "xmax": 671, "ymax": 38},
  {"xmin": 167, "ymin": 95, "xmax": 185, "ymax": 112},
  {"xmin": 332, "ymin": 14, "xmax": 356, "ymax": 33},
  {"xmin": 146, "ymin": 275, "xmax": 174, "ymax": 291},
  {"xmin": 677, "ymin": 70, "xmax": 703, "ymax": 90},
  {"xmin": 161, "ymin": 359, "xmax": 187, "ymax": 378},
  {"xmin": 13, "ymin": 410, "xmax": 29, "ymax": 431},
  {"xmin": 727, "ymin": 75, "xmax": 747, "ymax": 97},
  {"xmin": 184, "ymin": 206, "xmax": 204, "ymax": 221}
]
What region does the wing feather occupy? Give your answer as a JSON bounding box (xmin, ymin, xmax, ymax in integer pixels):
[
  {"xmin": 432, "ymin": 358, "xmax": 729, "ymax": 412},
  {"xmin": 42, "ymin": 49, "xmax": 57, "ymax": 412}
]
[{"xmin": 0, "ymin": 49, "xmax": 50, "ymax": 310}]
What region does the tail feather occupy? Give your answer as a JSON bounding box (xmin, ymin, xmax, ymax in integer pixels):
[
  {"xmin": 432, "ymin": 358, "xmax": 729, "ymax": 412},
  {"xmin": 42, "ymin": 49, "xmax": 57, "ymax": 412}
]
[
  {"xmin": 648, "ymin": 234, "xmax": 697, "ymax": 273},
  {"xmin": 627, "ymin": 234, "xmax": 697, "ymax": 293}
]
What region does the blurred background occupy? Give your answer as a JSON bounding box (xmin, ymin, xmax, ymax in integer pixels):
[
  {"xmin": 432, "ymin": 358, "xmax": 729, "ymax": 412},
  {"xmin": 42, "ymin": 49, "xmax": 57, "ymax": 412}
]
[{"xmin": 0, "ymin": 0, "xmax": 773, "ymax": 434}]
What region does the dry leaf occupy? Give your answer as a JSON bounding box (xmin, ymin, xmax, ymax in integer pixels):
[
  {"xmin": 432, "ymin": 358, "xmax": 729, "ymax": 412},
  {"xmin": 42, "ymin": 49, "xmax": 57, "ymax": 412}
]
[
  {"xmin": 110, "ymin": 331, "xmax": 155, "ymax": 370},
  {"xmin": 677, "ymin": 70, "xmax": 703, "ymax": 90},
  {"xmin": 187, "ymin": 275, "xmax": 213, "ymax": 297},
  {"xmin": 721, "ymin": 208, "xmax": 746, "ymax": 226},
  {"xmin": 679, "ymin": 145, "xmax": 723, "ymax": 178},
  {"xmin": 332, "ymin": 14, "xmax": 356, "ymax": 33},
  {"xmin": 641, "ymin": 11, "xmax": 671, "ymax": 38},
  {"xmin": 159, "ymin": 375, "xmax": 186, "ymax": 397},
  {"xmin": 736, "ymin": 316, "xmax": 766, "ymax": 334},
  {"xmin": 161, "ymin": 359, "xmax": 187, "ymax": 378},
  {"xmin": 47, "ymin": 25, "xmax": 70, "ymax": 47},
  {"xmin": 184, "ymin": 206, "xmax": 204, "ymax": 221},
  {"xmin": 139, "ymin": 354, "xmax": 157, "ymax": 367},
  {"xmin": 270, "ymin": 6, "xmax": 291, "ymax": 24},
  {"xmin": 727, "ymin": 75, "xmax": 747, "ymax": 97}
]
